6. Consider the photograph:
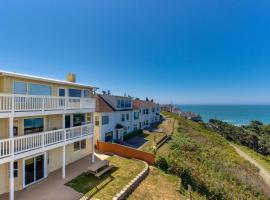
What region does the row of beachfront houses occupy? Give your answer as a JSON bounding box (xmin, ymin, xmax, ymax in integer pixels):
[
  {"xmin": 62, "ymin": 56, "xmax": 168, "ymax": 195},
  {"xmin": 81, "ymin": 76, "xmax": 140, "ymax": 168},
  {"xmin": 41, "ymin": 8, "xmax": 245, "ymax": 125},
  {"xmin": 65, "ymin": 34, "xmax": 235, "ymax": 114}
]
[{"xmin": 0, "ymin": 71, "xmax": 160, "ymax": 200}]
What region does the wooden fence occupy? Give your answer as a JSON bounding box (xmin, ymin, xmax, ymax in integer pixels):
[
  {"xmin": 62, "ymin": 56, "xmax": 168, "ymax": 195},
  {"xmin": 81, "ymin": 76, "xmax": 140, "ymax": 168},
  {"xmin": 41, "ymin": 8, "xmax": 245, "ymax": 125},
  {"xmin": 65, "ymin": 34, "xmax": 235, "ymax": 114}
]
[{"xmin": 96, "ymin": 141, "xmax": 155, "ymax": 165}]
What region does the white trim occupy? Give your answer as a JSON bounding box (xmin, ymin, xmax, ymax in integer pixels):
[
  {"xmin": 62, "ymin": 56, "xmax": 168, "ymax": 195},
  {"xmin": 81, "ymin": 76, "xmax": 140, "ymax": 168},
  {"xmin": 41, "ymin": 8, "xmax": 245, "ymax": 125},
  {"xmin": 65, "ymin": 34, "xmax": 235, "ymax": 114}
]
[
  {"xmin": 22, "ymin": 152, "xmax": 47, "ymax": 188},
  {"xmin": 1, "ymin": 70, "xmax": 97, "ymax": 89}
]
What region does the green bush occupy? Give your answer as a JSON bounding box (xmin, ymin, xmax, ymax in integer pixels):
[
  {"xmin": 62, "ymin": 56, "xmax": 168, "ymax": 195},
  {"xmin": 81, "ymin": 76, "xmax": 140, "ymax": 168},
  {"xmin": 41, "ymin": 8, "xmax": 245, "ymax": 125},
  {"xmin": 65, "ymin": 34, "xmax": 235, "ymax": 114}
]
[
  {"xmin": 155, "ymin": 156, "xmax": 169, "ymax": 172},
  {"xmin": 123, "ymin": 129, "xmax": 143, "ymax": 141}
]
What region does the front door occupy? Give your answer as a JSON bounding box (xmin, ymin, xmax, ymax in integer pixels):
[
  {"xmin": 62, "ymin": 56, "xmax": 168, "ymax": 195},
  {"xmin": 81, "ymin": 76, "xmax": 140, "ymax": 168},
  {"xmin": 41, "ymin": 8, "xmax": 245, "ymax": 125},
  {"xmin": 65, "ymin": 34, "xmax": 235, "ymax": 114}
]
[{"xmin": 24, "ymin": 154, "xmax": 45, "ymax": 187}]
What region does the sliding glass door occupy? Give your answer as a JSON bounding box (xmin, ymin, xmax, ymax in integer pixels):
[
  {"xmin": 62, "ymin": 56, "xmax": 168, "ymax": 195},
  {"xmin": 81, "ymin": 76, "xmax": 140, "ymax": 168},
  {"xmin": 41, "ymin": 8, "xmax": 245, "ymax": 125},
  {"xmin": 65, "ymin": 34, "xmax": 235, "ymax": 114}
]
[{"xmin": 24, "ymin": 154, "xmax": 45, "ymax": 187}]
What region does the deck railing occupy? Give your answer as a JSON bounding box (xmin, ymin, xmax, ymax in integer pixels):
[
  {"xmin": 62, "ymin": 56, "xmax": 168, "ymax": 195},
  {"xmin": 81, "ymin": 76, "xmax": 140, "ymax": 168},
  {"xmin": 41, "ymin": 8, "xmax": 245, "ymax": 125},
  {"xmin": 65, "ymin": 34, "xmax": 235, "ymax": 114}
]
[
  {"xmin": 0, "ymin": 93, "xmax": 95, "ymax": 113},
  {"xmin": 0, "ymin": 124, "xmax": 94, "ymax": 159}
]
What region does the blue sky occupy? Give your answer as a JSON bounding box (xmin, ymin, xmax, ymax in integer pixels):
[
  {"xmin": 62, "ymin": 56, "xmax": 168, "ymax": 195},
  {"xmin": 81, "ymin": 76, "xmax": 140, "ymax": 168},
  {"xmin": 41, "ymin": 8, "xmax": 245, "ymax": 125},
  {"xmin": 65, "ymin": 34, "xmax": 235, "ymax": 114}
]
[{"xmin": 0, "ymin": 0, "xmax": 270, "ymax": 104}]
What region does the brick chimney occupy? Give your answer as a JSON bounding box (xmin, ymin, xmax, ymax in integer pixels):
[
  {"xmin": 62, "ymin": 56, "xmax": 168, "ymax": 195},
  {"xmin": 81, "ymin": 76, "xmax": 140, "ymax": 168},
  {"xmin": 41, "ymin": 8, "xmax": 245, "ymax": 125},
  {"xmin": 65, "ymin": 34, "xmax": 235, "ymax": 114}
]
[{"xmin": 67, "ymin": 73, "xmax": 76, "ymax": 83}]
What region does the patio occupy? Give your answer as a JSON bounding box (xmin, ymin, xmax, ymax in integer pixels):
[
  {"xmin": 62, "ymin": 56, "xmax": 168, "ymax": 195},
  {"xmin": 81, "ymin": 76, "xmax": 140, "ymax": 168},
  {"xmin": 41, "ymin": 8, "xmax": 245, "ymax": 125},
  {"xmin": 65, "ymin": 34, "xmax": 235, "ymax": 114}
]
[{"xmin": 1, "ymin": 154, "xmax": 106, "ymax": 200}]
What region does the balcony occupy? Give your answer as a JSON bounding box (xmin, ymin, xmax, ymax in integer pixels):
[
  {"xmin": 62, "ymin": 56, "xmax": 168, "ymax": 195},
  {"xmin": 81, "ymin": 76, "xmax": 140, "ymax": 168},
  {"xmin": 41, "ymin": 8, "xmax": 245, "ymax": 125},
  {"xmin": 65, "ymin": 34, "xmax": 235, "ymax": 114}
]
[
  {"xmin": 0, "ymin": 93, "xmax": 96, "ymax": 117},
  {"xmin": 0, "ymin": 124, "xmax": 94, "ymax": 164}
]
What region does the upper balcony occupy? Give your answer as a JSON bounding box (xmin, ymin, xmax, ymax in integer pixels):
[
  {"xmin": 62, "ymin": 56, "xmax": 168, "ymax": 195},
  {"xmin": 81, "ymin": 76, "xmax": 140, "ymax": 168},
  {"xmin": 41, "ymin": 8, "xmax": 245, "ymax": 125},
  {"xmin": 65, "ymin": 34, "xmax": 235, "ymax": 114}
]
[
  {"xmin": 0, "ymin": 93, "xmax": 96, "ymax": 118},
  {"xmin": 0, "ymin": 123, "xmax": 94, "ymax": 164}
]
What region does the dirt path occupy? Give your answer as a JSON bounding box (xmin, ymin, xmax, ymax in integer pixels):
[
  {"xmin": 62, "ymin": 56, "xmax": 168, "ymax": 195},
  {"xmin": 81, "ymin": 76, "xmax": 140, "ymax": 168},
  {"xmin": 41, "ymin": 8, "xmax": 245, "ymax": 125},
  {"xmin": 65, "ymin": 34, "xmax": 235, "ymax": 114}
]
[{"xmin": 230, "ymin": 143, "xmax": 270, "ymax": 187}]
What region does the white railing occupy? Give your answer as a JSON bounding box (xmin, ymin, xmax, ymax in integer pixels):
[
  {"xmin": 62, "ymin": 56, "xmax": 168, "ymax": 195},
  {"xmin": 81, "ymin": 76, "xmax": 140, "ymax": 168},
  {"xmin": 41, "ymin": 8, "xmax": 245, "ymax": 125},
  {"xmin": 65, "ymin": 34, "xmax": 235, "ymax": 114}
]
[
  {"xmin": 0, "ymin": 93, "xmax": 95, "ymax": 113},
  {"xmin": 0, "ymin": 124, "xmax": 93, "ymax": 159}
]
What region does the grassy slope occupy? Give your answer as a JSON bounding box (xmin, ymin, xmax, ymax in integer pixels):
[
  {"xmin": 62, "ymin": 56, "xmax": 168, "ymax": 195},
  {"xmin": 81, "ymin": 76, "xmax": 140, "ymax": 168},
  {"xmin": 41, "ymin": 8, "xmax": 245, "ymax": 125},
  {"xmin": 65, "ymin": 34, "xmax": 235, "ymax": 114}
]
[{"xmin": 159, "ymin": 112, "xmax": 270, "ymax": 200}]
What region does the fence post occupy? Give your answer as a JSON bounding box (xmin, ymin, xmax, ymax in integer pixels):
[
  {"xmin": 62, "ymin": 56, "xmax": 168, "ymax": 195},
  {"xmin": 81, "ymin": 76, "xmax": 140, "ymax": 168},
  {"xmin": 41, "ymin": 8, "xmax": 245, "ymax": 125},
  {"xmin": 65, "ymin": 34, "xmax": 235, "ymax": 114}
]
[{"xmin": 188, "ymin": 185, "xmax": 192, "ymax": 200}]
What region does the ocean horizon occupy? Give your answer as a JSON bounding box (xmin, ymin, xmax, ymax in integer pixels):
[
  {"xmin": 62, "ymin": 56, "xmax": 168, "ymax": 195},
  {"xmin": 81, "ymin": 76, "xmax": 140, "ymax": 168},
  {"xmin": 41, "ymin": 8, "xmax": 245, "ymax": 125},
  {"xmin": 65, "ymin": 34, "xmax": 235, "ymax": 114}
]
[{"xmin": 177, "ymin": 105, "xmax": 270, "ymax": 126}]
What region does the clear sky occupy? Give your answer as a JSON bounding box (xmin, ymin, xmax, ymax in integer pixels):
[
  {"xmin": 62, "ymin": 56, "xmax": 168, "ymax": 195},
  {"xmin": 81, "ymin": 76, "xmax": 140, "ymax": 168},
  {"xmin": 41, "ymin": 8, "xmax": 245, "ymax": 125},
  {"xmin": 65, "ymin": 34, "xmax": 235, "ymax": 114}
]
[{"xmin": 0, "ymin": 0, "xmax": 270, "ymax": 104}]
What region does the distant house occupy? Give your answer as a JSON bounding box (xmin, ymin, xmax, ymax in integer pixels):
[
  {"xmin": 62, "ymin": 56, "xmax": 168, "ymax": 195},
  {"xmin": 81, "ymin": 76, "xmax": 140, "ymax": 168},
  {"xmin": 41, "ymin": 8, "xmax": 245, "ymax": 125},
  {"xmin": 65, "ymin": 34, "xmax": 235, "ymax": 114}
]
[
  {"xmin": 180, "ymin": 111, "xmax": 202, "ymax": 122},
  {"xmin": 160, "ymin": 104, "xmax": 174, "ymax": 112},
  {"xmin": 95, "ymin": 94, "xmax": 160, "ymax": 143}
]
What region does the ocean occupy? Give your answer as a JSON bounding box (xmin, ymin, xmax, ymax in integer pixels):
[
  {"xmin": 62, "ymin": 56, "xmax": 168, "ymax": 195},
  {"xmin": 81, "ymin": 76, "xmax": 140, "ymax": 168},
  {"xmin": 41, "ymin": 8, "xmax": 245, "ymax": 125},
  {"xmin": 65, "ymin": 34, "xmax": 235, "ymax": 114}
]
[{"xmin": 177, "ymin": 105, "xmax": 270, "ymax": 126}]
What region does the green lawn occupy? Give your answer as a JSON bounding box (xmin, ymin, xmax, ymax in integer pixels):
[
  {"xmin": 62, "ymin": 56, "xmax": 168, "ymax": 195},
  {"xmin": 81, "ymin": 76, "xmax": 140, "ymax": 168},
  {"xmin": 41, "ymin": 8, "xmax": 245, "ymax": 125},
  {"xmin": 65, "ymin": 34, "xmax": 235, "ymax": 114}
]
[
  {"xmin": 234, "ymin": 143, "xmax": 270, "ymax": 173},
  {"xmin": 66, "ymin": 155, "xmax": 145, "ymax": 200}
]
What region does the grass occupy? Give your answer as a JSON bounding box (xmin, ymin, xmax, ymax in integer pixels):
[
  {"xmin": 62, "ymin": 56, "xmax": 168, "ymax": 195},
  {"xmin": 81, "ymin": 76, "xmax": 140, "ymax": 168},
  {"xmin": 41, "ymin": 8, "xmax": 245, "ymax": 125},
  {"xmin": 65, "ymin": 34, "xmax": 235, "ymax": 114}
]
[
  {"xmin": 66, "ymin": 155, "xmax": 145, "ymax": 200},
  {"xmin": 128, "ymin": 166, "xmax": 184, "ymax": 200},
  {"xmin": 234, "ymin": 143, "xmax": 270, "ymax": 173}
]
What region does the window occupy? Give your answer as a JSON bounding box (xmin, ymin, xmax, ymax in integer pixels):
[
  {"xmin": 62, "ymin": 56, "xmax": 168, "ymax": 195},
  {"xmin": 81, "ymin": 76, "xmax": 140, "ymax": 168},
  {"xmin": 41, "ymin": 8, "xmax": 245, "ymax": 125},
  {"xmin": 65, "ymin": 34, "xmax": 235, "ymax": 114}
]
[
  {"xmin": 144, "ymin": 109, "xmax": 149, "ymax": 115},
  {"xmin": 29, "ymin": 84, "xmax": 51, "ymax": 96},
  {"xmin": 68, "ymin": 89, "xmax": 82, "ymax": 97},
  {"xmin": 9, "ymin": 162, "xmax": 18, "ymax": 178},
  {"xmin": 134, "ymin": 112, "xmax": 139, "ymax": 120},
  {"xmin": 13, "ymin": 81, "xmax": 27, "ymax": 94},
  {"xmin": 117, "ymin": 100, "xmax": 121, "ymax": 108},
  {"xmin": 126, "ymin": 113, "xmax": 129, "ymax": 121},
  {"xmin": 73, "ymin": 114, "xmax": 85, "ymax": 126},
  {"xmin": 24, "ymin": 118, "xmax": 44, "ymax": 134},
  {"xmin": 121, "ymin": 114, "xmax": 125, "ymax": 121},
  {"xmin": 81, "ymin": 139, "xmax": 86, "ymax": 149},
  {"xmin": 145, "ymin": 120, "xmax": 149, "ymax": 125},
  {"xmin": 120, "ymin": 100, "xmax": 125, "ymax": 108},
  {"xmin": 83, "ymin": 90, "xmax": 91, "ymax": 97},
  {"xmin": 74, "ymin": 141, "xmax": 80, "ymax": 151},
  {"xmin": 74, "ymin": 140, "xmax": 86, "ymax": 151},
  {"xmin": 14, "ymin": 161, "xmax": 18, "ymax": 177},
  {"xmin": 59, "ymin": 88, "xmax": 66, "ymax": 97},
  {"xmin": 152, "ymin": 107, "xmax": 155, "ymax": 112},
  {"xmin": 105, "ymin": 132, "xmax": 113, "ymax": 142},
  {"xmin": 86, "ymin": 113, "xmax": 92, "ymax": 123},
  {"xmin": 102, "ymin": 116, "xmax": 109, "ymax": 125},
  {"xmin": 125, "ymin": 100, "xmax": 131, "ymax": 108},
  {"xmin": 95, "ymin": 116, "xmax": 99, "ymax": 126},
  {"xmin": 134, "ymin": 124, "xmax": 138, "ymax": 131}
]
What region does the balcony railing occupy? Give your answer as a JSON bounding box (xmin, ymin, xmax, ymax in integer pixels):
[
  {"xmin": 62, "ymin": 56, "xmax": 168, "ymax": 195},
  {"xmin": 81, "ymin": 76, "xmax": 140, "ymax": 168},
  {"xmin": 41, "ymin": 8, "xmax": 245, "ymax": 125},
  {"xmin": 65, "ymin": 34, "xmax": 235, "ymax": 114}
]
[
  {"xmin": 0, "ymin": 124, "xmax": 94, "ymax": 160},
  {"xmin": 0, "ymin": 93, "xmax": 96, "ymax": 113}
]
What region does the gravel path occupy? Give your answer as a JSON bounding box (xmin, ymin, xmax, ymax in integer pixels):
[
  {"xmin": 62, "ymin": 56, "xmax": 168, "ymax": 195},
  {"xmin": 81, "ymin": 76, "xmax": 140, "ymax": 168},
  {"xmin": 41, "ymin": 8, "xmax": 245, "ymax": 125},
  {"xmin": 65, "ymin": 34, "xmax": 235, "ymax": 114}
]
[{"xmin": 230, "ymin": 143, "xmax": 270, "ymax": 187}]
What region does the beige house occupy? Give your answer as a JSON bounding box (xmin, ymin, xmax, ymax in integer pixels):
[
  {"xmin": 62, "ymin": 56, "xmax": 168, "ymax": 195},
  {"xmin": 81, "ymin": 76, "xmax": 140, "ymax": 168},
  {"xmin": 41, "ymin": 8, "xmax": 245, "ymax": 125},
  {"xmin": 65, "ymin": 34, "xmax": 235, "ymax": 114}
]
[{"xmin": 0, "ymin": 71, "xmax": 96, "ymax": 200}]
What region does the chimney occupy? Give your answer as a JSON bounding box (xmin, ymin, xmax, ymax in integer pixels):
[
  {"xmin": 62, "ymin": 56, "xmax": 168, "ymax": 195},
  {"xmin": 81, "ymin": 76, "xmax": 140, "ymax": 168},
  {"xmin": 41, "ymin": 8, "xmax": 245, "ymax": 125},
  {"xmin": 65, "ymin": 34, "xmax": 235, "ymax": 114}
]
[{"xmin": 67, "ymin": 73, "xmax": 76, "ymax": 83}]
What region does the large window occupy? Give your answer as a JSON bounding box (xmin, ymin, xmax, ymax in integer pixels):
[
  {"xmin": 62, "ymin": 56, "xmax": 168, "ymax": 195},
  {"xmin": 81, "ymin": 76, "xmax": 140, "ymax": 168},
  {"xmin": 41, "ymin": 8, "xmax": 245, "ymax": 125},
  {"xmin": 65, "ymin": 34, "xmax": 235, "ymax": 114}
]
[
  {"xmin": 13, "ymin": 81, "xmax": 27, "ymax": 94},
  {"xmin": 125, "ymin": 100, "xmax": 131, "ymax": 108},
  {"xmin": 73, "ymin": 114, "xmax": 85, "ymax": 126},
  {"xmin": 13, "ymin": 81, "xmax": 52, "ymax": 96},
  {"xmin": 29, "ymin": 84, "xmax": 51, "ymax": 96},
  {"xmin": 102, "ymin": 116, "xmax": 109, "ymax": 125},
  {"xmin": 74, "ymin": 140, "xmax": 86, "ymax": 152},
  {"xmin": 68, "ymin": 89, "xmax": 82, "ymax": 97},
  {"xmin": 24, "ymin": 118, "xmax": 44, "ymax": 135}
]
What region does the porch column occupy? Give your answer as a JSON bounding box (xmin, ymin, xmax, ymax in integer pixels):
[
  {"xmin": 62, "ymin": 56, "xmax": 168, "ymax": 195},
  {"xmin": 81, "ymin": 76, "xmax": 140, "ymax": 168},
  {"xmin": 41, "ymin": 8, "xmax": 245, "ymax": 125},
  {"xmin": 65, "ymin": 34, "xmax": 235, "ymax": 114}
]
[
  {"xmin": 62, "ymin": 145, "xmax": 66, "ymax": 179},
  {"xmin": 9, "ymin": 117, "xmax": 14, "ymax": 200},
  {"xmin": 92, "ymin": 137, "xmax": 95, "ymax": 163},
  {"xmin": 62, "ymin": 114, "xmax": 66, "ymax": 179}
]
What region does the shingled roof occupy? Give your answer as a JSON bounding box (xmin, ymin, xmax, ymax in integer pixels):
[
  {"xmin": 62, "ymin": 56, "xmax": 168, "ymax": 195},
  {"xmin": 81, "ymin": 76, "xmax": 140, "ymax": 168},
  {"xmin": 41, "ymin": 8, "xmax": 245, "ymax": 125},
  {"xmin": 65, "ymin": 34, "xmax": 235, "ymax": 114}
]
[
  {"xmin": 95, "ymin": 95, "xmax": 115, "ymax": 112},
  {"xmin": 133, "ymin": 99, "xmax": 157, "ymax": 109}
]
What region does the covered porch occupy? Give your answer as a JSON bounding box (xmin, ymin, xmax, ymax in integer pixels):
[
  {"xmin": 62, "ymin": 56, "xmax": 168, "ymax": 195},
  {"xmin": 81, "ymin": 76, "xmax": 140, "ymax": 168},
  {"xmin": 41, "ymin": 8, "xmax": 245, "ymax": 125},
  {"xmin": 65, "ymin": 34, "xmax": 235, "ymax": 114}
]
[{"xmin": 1, "ymin": 154, "xmax": 104, "ymax": 200}]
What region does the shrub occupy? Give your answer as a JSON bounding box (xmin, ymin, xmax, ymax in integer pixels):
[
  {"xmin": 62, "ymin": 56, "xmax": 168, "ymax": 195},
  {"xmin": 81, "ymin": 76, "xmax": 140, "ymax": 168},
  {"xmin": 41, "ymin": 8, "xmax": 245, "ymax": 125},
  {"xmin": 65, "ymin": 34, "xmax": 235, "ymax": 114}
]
[
  {"xmin": 155, "ymin": 156, "xmax": 169, "ymax": 172},
  {"xmin": 123, "ymin": 129, "xmax": 143, "ymax": 140}
]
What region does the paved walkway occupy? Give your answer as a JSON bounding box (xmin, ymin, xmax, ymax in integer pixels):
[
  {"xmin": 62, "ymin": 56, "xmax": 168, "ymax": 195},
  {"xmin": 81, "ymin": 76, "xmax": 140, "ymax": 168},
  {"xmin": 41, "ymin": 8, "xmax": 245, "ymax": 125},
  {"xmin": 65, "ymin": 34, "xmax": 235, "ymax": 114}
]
[
  {"xmin": 1, "ymin": 154, "xmax": 108, "ymax": 200},
  {"xmin": 231, "ymin": 144, "xmax": 270, "ymax": 187}
]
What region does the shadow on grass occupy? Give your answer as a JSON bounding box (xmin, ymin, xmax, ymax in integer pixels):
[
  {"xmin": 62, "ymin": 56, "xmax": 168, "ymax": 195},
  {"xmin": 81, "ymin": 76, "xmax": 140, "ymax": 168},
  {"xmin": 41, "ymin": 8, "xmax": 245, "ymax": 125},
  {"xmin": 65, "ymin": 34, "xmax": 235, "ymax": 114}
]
[{"xmin": 65, "ymin": 167, "xmax": 119, "ymax": 197}]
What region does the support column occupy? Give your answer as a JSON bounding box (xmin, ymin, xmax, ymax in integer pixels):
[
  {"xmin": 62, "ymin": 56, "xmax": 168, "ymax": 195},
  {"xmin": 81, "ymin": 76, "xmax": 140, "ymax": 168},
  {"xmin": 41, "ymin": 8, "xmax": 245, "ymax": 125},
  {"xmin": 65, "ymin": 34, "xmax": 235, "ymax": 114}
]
[
  {"xmin": 62, "ymin": 114, "xmax": 66, "ymax": 179},
  {"xmin": 9, "ymin": 117, "xmax": 14, "ymax": 200},
  {"xmin": 9, "ymin": 161, "xmax": 14, "ymax": 200},
  {"xmin": 92, "ymin": 137, "xmax": 95, "ymax": 163},
  {"xmin": 62, "ymin": 145, "xmax": 66, "ymax": 179}
]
